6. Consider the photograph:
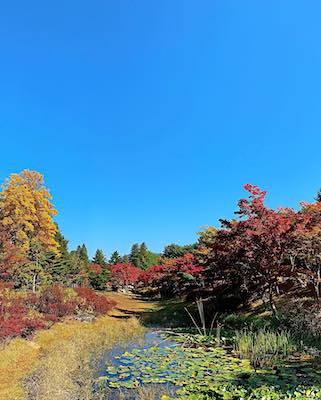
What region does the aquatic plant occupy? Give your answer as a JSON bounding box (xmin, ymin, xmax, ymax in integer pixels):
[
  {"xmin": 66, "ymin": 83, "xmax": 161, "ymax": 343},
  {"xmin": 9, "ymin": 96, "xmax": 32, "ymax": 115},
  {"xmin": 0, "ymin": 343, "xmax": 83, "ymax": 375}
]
[
  {"xmin": 234, "ymin": 329, "xmax": 295, "ymax": 369},
  {"xmin": 100, "ymin": 331, "xmax": 321, "ymax": 399}
]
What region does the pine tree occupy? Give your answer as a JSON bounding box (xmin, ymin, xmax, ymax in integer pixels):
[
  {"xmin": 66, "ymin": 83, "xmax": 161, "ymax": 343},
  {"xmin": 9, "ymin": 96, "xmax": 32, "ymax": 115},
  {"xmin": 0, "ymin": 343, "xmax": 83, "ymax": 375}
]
[
  {"xmin": 109, "ymin": 251, "xmax": 122, "ymax": 265},
  {"xmin": 122, "ymin": 255, "xmax": 130, "ymax": 263},
  {"xmin": 129, "ymin": 243, "xmax": 141, "ymax": 267},
  {"xmin": 93, "ymin": 249, "xmax": 106, "ymax": 266}
]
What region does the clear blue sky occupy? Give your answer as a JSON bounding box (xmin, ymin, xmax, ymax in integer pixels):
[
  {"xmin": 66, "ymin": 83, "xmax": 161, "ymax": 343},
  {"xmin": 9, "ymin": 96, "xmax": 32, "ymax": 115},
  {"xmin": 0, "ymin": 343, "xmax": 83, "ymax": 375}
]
[{"xmin": 1, "ymin": 1, "xmax": 321, "ymax": 257}]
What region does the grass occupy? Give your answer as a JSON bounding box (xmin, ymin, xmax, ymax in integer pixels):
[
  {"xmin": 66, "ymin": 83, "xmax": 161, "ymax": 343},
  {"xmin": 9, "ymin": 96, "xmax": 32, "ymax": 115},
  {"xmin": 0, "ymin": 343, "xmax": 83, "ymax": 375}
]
[
  {"xmin": 26, "ymin": 316, "xmax": 144, "ymax": 400},
  {"xmin": 0, "ymin": 293, "xmax": 149, "ymax": 400},
  {"xmin": 234, "ymin": 329, "xmax": 295, "ymax": 369}
]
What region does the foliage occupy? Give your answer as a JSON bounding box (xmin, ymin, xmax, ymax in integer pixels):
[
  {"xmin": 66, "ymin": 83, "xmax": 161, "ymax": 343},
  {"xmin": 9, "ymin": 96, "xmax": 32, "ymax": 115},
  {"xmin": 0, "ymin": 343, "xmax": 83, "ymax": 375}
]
[
  {"xmin": 74, "ymin": 286, "xmax": 116, "ymax": 315},
  {"xmin": 129, "ymin": 242, "xmax": 161, "ymax": 270},
  {"xmin": 0, "ymin": 290, "xmax": 45, "ymax": 341},
  {"xmin": 0, "ymin": 170, "xmax": 59, "ymax": 254},
  {"xmin": 234, "ymin": 329, "xmax": 294, "ymax": 369},
  {"xmin": 0, "ymin": 285, "xmax": 116, "ymax": 342},
  {"xmin": 139, "ymin": 254, "xmax": 204, "ymax": 297},
  {"xmin": 163, "ymin": 243, "xmax": 198, "ymax": 259},
  {"xmin": 38, "ymin": 284, "xmax": 79, "ymax": 318},
  {"xmin": 109, "ymin": 263, "xmax": 142, "ymax": 289},
  {"xmin": 109, "ymin": 251, "xmax": 123, "ymax": 265}
]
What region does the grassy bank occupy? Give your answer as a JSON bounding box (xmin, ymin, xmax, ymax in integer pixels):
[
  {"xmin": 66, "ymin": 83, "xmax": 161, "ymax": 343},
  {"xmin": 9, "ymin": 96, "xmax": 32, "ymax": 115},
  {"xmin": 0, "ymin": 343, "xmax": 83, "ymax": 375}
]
[{"xmin": 0, "ymin": 293, "xmax": 151, "ymax": 400}]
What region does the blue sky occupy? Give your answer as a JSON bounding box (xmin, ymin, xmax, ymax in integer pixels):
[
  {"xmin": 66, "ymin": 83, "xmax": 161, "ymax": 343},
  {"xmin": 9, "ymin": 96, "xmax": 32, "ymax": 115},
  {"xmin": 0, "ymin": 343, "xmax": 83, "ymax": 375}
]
[{"xmin": 1, "ymin": 1, "xmax": 321, "ymax": 257}]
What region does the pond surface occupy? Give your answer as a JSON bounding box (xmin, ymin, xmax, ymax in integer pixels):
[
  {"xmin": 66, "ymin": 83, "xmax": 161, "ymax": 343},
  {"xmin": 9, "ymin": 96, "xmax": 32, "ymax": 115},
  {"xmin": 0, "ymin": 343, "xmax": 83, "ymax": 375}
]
[
  {"xmin": 95, "ymin": 329, "xmax": 321, "ymax": 400},
  {"xmin": 96, "ymin": 329, "xmax": 179, "ymax": 399}
]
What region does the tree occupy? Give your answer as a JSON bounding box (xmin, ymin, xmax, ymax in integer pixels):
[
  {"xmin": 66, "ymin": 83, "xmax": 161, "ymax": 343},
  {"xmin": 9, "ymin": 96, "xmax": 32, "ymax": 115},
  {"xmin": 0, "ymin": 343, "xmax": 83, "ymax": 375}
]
[
  {"xmin": 122, "ymin": 255, "xmax": 130, "ymax": 263},
  {"xmin": 109, "ymin": 263, "xmax": 141, "ymax": 289},
  {"xmin": 0, "ymin": 229, "xmax": 25, "ymax": 282},
  {"xmin": 109, "ymin": 251, "xmax": 122, "ymax": 265},
  {"xmin": 90, "ymin": 249, "xmax": 109, "ymax": 290},
  {"xmin": 129, "ymin": 243, "xmax": 141, "ymax": 267},
  {"xmin": 201, "ymin": 184, "xmax": 306, "ymax": 316},
  {"xmin": 93, "ymin": 249, "xmax": 107, "ymax": 266},
  {"xmin": 129, "ymin": 242, "xmax": 160, "ymax": 270},
  {"xmin": 69, "ymin": 244, "xmax": 90, "ymax": 285},
  {"xmin": 163, "ymin": 243, "xmax": 198, "ymax": 259},
  {"xmin": 0, "ymin": 170, "xmax": 59, "ymax": 254},
  {"xmin": 16, "ymin": 240, "xmax": 51, "ymax": 291},
  {"xmin": 315, "ymin": 189, "xmax": 321, "ymax": 203},
  {"xmin": 140, "ymin": 254, "xmax": 204, "ymax": 298},
  {"xmin": 293, "ymin": 202, "xmax": 321, "ymax": 299},
  {"xmin": 48, "ymin": 224, "xmax": 75, "ymax": 285}
]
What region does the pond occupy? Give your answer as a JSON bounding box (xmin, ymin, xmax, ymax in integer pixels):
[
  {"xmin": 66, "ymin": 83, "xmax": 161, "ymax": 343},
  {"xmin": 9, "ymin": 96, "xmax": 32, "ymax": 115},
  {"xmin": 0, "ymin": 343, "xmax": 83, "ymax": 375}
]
[
  {"xmin": 96, "ymin": 329, "xmax": 179, "ymax": 399},
  {"xmin": 95, "ymin": 328, "xmax": 321, "ymax": 400}
]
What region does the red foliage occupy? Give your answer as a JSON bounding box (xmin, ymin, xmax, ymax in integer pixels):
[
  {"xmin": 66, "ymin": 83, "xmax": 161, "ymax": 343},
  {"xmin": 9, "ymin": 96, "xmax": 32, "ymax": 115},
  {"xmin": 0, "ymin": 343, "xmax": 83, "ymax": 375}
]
[
  {"xmin": 139, "ymin": 254, "xmax": 204, "ymax": 296},
  {"xmin": 74, "ymin": 286, "xmax": 116, "ymax": 315},
  {"xmin": 0, "ymin": 294, "xmax": 45, "ymax": 340},
  {"xmin": 38, "ymin": 285, "xmax": 79, "ymax": 318},
  {"xmin": 109, "ymin": 263, "xmax": 141, "ymax": 287},
  {"xmin": 89, "ymin": 263, "xmax": 102, "ymax": 275}
]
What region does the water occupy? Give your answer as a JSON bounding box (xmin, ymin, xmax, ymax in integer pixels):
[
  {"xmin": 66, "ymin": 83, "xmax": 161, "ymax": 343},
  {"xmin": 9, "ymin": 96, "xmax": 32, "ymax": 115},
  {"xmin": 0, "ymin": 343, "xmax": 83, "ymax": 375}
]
[{"xmin": 95, "ymin": 329, "xmax": 179, "ymax": 399}]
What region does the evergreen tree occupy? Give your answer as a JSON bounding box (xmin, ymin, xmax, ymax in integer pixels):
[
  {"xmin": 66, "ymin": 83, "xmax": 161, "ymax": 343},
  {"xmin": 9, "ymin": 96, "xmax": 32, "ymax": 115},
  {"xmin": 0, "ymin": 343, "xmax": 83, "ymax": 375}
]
[
  {"xmin": 163, "ymin": 243, "xmax": 198, "ymax": 259},
  {"xmin": 122, "ymin": 255, "xmax": 130, "ymax": 263},
  {"xmin": 79, "ymin": 244, "xmax": 89, "ymax": 265},
  {"xmin": 109, "ymin": 251, "xmax": 122, "ymax": 265},
  {"xmin": 93, "ymin": 249, "xmax": 106, "ymax": 266},
  {"xmin": 139, "ymin": 242, "xmax": 160, "ymax": 270},
  {"xmin": 89, "ymin": 248, "xmax": 109, "ymax": 290},
  {"xmin": 49, "ymin": 224, "xmax": 76, "ymax": 285},
  {"xmin": 129, "ymin": 243, "xmax": 141, "ymax": 267}
]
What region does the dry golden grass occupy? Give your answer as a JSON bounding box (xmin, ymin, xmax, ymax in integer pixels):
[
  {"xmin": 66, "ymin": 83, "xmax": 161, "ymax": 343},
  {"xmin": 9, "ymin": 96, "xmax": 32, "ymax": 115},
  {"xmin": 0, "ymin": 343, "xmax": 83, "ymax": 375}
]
[
  {"xmin": 0, "ymin": 293, "xmax": 150, "ymax": 400},
  {"xmin": 107, "ymin": 292, "xmax": 156, "ymax": 316}
]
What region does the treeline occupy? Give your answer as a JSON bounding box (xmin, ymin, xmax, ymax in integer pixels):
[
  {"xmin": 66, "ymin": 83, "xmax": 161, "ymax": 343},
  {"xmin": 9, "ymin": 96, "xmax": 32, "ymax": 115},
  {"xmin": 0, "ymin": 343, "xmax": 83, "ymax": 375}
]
[
  {"xmin": 3, "ymin": 170, "xmax": 321, "ymax": 318},
  {"xmin": 111, "ymin": 184, "xmax": 321, "ymax": 317},
  {"xmin": 0, "ymin": 170, "xmax": 197, "ymax": 293}
]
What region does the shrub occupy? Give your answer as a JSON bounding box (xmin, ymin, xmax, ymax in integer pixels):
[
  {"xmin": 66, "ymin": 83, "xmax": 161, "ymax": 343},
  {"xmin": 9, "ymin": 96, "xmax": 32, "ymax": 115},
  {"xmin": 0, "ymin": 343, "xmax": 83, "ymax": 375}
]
[
  {"xmin": 74, "ymin": 286, "xmax": 116, "ymax": 315},
  {"xmin": 38, "ymin": 285, "xmax": 79, "ymax": 318},
  {"xmin": 0, "ymin": 293, "xmax": 45, "ymax": 340},
  {"xmin": 279, "ymin": 299, "xmax": 321, "ymax": 348}
]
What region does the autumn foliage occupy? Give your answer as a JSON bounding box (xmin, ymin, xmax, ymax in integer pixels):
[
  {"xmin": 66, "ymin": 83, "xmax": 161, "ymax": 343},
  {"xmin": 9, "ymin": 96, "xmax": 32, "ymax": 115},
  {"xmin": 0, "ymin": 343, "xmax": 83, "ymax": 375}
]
[
  {"xmin": 109, "ymin": 263, "xmax": 142, "ymax": 288},
  {"xmin": 0, "ymin": 285, "xmax": 116, "ymax": 341}
]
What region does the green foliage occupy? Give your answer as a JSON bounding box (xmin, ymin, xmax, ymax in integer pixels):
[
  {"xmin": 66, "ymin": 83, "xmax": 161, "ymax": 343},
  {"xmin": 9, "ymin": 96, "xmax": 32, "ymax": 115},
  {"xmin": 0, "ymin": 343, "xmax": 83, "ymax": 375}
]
[
  {"xmin": 93, "ymin": 249, "xmax": 107, "ymax": 266},
  {"xmin": 234, "ymin": 329, "xmax": 295, "ymax": 369},
  {"xmin": 163, "ymin": 243, "xmax": 198, "ymax": 259},
  {"xmin": 129, "ymin": 242, "xmax": 161, "ymax": 270},
  {"xmin": 109, "ymin": 251, "xmax": 122, "ymax": 265}
]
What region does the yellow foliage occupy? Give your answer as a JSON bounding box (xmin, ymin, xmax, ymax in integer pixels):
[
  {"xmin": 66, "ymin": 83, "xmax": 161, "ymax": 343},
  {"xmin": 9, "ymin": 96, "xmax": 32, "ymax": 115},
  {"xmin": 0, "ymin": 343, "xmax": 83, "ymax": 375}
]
[{"xmin": 0, "ymin": 170, "xmax": 59, "ymax": 254}]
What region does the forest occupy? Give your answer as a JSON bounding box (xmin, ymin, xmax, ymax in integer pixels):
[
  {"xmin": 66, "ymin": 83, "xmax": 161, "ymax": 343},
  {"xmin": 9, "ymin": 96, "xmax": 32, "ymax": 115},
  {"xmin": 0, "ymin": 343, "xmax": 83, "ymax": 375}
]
[{"xmin": 2, "ymin": 170, "xmax": 321, "ymax": 400}]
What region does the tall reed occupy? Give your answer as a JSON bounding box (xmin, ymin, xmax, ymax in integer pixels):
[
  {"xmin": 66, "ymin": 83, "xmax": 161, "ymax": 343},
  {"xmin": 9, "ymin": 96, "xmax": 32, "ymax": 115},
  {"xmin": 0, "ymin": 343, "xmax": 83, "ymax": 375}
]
[{"xmin": 234, "ymin": 329, "xmax": 294, "ymax": 369}]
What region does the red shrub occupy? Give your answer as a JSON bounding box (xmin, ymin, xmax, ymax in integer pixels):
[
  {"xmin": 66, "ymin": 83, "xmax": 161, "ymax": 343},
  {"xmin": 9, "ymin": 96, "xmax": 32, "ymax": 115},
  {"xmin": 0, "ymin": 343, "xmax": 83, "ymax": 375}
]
[
  {"xmin": 74, "ymin": 286, "xmax": 116, "ymax": 315},
  {"xmin": 0, "ymin": 293, "xmax": 45, "ymax": 340},
  {"xmin": 39, "ymin": 285, "xmax": 78, "ymax": 318}
]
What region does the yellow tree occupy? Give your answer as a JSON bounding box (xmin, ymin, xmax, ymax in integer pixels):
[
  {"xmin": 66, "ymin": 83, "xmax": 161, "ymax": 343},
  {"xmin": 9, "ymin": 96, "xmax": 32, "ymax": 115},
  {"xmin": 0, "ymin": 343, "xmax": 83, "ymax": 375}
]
[{"xmin": 0, "ymin": 170, "xmax": 59, "ymax": 254}]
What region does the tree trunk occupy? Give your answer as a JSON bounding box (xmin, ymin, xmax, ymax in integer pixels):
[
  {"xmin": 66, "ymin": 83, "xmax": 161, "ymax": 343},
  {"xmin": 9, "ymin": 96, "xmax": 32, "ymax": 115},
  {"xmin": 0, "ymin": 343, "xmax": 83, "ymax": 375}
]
[
  {"xmin": 269, "ymin": 284, "xmax": 278, "ymax": 319},
  {"xmin": 32, "ymin": 273, "xmax": 37, "ymax": 293},
  {"xmin": 315, "ymin": 267, "xmax": 321, "ymax": 301}
]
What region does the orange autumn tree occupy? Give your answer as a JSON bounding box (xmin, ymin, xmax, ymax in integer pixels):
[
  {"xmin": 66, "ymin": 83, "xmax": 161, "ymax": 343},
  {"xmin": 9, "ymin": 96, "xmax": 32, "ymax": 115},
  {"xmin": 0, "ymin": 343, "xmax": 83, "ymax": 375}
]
[{"xmin": 0, "ymin": 170, "xmax": 59, "ymax": 255}]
